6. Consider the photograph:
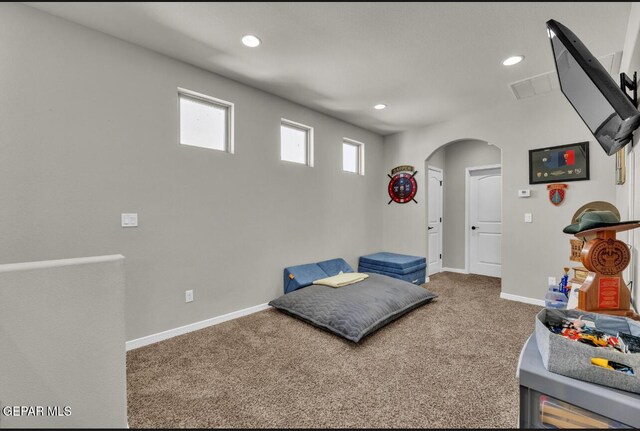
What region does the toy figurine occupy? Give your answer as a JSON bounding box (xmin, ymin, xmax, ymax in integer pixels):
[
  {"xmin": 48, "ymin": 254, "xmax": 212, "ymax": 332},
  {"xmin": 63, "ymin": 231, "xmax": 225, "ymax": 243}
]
[{"xmin": 560, "ymin": 267, "xmax": 570, "ymax": 295}]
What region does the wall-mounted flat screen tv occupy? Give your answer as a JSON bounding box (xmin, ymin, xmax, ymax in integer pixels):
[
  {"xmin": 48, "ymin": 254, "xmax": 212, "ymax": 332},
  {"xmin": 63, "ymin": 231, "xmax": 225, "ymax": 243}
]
[{"xmin": 546, "ymin": 19, "xmax": 640, "ymax": 156}]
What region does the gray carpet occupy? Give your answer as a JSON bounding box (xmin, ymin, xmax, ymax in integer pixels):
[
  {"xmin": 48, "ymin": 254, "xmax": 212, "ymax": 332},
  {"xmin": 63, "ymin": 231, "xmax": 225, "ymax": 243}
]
[{"xmin": 127, "ymin": 272, "xmax": 541, "ymax": 428}]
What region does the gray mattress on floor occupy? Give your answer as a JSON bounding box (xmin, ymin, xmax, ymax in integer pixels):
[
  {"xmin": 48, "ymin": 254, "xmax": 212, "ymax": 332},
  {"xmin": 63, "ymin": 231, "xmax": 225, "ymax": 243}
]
[{"xmin": 269, "ymin": 273, "xmax": 437, "ymax": 342}]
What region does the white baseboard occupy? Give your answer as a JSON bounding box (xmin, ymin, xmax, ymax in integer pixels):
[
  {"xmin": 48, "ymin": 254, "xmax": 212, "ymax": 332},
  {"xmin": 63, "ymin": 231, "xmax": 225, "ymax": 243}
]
[
  {"xmin": 500, "ymin": 292, "xmax": 545, "ymax": 307},
  {"xmin": 441, "ymin": 267, "xmax": 469, "ymax": 274},
  {"xmin": 126, "ymin": 302, "xmax": 271, "ymax": 351}
]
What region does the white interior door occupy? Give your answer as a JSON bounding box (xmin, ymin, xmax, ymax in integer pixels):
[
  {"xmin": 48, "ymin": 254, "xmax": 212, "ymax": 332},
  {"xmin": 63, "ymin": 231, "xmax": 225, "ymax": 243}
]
[
  {"xmin": 469, "ymin": 166, "xmax": 502, "ymax": 277},
  {"xmin": 427, "ymin": 167, "xmax": 443, "ymax": 275}
]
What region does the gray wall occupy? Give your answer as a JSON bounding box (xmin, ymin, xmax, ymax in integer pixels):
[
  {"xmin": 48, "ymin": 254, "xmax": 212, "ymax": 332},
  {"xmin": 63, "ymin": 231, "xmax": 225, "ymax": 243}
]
[
  {"xmin": 384, "ymin": 90, "xmax": 616, "ymax": 302},
  {"xmin": 0, "ymin": 3, "xmax": 384, "ymax": 341},
  {"xmin": 428, "ymin": 140, "xmax": 501, "ymax": 269},
  {"xmin": 0, "ymin": 256, "xmax": 126, "ymax": 428}
]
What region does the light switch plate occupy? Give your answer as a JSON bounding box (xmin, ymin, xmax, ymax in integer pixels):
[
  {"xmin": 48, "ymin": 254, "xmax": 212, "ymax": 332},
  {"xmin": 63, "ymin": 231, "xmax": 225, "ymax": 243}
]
[
  {"xmin": 121, "ymin": 213, "xmax": 138, "ymax": 227},
  {"xmin": 518, "ymin": 189, "xmax": 531, "ymax": 197},
  {"xmin": 524, "ymin": 213, "xmax": 533, "ymax": 223}
]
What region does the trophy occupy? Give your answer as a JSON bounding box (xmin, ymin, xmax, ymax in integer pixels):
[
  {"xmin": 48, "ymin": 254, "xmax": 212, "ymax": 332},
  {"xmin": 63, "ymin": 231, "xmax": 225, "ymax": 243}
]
[{"xmin": 564, "ymin": 205, "xmax": 640, "ymax": 320}]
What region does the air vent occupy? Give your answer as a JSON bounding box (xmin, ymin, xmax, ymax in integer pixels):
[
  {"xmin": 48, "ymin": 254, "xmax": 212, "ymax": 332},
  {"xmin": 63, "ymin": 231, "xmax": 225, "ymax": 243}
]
[{"xmin": 509, "ymin": 51, "xmax": 621, "ymax": 100}]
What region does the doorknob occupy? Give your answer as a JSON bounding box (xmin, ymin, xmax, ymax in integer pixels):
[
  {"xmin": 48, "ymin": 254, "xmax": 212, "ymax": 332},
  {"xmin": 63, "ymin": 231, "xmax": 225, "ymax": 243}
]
[
  {"xmin": 428, "ymin": 227, "xmax": 434, "ymax": 230},
  {"xmin": 471, "ymin": 226, "xmax": 478, "ymax": 230}
]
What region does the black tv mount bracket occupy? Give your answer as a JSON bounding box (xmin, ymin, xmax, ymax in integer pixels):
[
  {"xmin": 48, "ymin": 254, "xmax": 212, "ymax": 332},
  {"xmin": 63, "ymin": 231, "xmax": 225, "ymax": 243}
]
[{"xmin": 620, "ymin": 71, "xmax": 638, "ymax": 108}]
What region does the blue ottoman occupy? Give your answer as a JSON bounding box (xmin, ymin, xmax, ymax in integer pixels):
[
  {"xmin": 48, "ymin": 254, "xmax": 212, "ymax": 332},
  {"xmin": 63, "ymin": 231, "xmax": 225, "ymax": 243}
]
[{"xmin": 358, "ymin": 252, "xmax": 427, "ymax": 285}]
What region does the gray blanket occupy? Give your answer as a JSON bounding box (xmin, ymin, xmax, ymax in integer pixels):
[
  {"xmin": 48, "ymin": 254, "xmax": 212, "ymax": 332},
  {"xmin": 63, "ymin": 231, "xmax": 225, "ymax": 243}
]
[{"xmin": 269, "ymin": 273, "xmax": 437, "ymax": 342}]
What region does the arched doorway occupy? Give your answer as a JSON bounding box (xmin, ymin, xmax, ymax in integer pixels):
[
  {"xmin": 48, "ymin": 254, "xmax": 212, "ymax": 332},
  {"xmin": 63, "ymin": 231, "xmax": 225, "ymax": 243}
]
[{"xmin": 425, "ymin": 139, "xmax": 503, "ymax": 277}]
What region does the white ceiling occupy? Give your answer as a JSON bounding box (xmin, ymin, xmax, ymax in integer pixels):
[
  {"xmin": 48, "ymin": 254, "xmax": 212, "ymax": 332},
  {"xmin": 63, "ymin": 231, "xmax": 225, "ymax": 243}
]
[{"xmin": 25, "ymin": 2, "xmax": 632, "ymax": 135}]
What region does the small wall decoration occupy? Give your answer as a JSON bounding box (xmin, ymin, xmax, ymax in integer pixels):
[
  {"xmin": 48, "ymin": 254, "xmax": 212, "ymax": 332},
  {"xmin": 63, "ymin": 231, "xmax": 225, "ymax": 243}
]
[
  {"xmin": 529, "ymin": 141, "xmax": 589, "ymax": 185},
  {"xmin": 547, "ymin": 183, "xmax": 568, "ymax": 206},
  {"xmin": 388, "ymin": 165, "xmax": 418, "ymax": 204}
]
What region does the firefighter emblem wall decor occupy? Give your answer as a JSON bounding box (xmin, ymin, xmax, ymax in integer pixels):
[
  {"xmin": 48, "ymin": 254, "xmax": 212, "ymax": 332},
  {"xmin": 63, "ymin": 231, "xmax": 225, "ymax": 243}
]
[
  {"xmin": 388, "ymin": 165, "xmax": 418, "ymax": 204},
  {"xmin": 547, "ymin": 183, "xmax": 568, "ymax": 206}
]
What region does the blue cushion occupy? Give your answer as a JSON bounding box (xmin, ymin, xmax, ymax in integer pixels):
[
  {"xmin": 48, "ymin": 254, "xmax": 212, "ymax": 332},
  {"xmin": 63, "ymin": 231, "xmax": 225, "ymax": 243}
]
[
  {"xmin": 283, "ymin": 259, "xmax": 355, "ymax": 294},
  {"xmin": 359, "ymin": 252, "xmax": 426, "ymax": 271},
  {"xmin": 284, "ymin": 263, "xmax": 328, "ymax": 294},
  {"xmin": 316, "ymin": 258, "xmax": 354, "ymax": 277},
  {"xmin": 358, "ymin": 260, "xmax": 426, "ymax": 275},
  {"xmin": 359, "ymin": 266, "xmax": 426, "ymax": 285}
]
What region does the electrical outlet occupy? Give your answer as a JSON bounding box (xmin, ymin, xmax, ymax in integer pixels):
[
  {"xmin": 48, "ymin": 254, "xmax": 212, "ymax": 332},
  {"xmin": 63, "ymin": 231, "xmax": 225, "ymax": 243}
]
[
  {"xmin": 185, "ymin": 290, "xmax": 194, "ymax": 303},
  {"xmin": 548, "ymin": 277, "xmax": 557, "ymax": 286}
]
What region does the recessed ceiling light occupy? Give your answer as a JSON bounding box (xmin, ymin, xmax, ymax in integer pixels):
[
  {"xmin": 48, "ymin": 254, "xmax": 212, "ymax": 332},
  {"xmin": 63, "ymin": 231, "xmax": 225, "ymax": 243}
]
[
  {"xmin": 242, "ymin": 35, "xmax": 261, "ymax": 48},
  {"xmin": 374, "ymin": 104, "xmax": 387, "ymax": 110},
  {"xmin": 502, "ymin": 55, "xmax": 524, "ymax": 66}
]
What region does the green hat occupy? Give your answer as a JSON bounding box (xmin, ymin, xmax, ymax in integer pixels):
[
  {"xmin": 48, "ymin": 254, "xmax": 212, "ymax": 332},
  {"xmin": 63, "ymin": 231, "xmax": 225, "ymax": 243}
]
[
  {"xmin": 563, "ymin": 210, "xmax": 640, "ymax": 236},
  {"xmin": 570, "ymin": 201, "xmax": 619, "ymax": 224}
]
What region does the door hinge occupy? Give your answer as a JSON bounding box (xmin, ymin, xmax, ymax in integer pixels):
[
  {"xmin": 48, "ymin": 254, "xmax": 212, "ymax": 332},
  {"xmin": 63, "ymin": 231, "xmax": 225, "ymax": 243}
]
[
  {"xmin": 440, "ymin": 217, "xmax": 442, "ymax": 222},
  {"xmin": 439, "ymin": 254, "xmax": 442, "ymax": 259},
  {"xmin": 440, "ymin": 180, "xmax": 443, "ymax": 186}
]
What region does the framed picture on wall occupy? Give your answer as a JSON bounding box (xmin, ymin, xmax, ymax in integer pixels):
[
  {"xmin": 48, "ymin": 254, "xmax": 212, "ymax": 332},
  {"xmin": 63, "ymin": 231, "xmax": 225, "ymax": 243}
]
[{"xmin": 529, "ymin": 141, "xmax": 589, "ymax": 184}]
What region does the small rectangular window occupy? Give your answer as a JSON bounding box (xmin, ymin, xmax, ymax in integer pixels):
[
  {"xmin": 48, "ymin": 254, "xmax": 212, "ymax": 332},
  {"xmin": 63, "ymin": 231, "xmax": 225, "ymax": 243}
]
[
  {"xmin": 179, "ymin": 89, "xmax": 234, "ymax": 153},
  {"xmin": 281, "ymin": 119, "xmax": 313, "ymax": 166},
  {"xmin": 343, "ymin": 138, "xmax": 365, "ymax": 175}
]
